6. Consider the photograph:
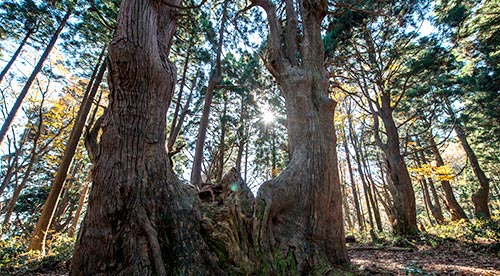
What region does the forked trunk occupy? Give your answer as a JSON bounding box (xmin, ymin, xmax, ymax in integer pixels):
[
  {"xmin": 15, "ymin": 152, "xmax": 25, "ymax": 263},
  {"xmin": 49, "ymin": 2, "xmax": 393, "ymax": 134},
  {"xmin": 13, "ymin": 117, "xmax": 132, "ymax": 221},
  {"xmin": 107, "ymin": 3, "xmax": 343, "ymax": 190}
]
[
  {"xmin": 70, "ymin": 1, "xmax": 220, "ymax": 275},
  {"xmin": 252, "ymin": 0, "xmax": 349, "ymax": 272}
]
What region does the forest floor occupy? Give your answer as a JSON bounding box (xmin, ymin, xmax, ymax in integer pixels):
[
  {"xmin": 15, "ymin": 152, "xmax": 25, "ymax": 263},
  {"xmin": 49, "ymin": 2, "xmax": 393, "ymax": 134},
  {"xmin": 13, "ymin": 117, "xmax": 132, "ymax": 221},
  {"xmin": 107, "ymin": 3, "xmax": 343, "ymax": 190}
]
[{"xmin": 350, "ymin": 240, "xmax": 500, "ymax": 275}]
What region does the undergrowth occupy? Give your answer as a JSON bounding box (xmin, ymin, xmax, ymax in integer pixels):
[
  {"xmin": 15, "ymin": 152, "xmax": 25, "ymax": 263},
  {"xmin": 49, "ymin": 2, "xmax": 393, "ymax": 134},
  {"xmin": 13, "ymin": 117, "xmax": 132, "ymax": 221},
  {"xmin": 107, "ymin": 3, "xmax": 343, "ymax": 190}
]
[
  {"xmin": 0, "ymin": 233, "xmax": 74, "ymax": 275},
  {"xmin": 347, "ymin": 216, "xmax": 500, "ymax": 249}
]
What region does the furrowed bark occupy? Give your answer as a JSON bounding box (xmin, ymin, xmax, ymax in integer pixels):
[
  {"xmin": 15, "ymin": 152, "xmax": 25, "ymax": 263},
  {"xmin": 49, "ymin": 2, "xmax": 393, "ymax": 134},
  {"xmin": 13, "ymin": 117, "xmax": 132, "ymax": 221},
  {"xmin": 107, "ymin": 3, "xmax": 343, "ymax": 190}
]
[{"xmin": 70, "ymin": 1, "xmax": 221, "ymax": 275}]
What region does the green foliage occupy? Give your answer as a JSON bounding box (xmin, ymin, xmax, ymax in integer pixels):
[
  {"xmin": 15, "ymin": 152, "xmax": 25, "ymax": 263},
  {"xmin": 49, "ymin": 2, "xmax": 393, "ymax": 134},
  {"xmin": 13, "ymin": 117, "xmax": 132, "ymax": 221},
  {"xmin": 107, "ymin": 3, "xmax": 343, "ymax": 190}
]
[
  {"xmin": 0, "ymin": 233, "xmax": 74, "ymax": 275},
  {"xmin": 426, "ymin": 218, "xmax": 500, "ymax": 243},
  {"xmin": 440, "ymin": 5, "xmax": 467, "ymax": 27}
]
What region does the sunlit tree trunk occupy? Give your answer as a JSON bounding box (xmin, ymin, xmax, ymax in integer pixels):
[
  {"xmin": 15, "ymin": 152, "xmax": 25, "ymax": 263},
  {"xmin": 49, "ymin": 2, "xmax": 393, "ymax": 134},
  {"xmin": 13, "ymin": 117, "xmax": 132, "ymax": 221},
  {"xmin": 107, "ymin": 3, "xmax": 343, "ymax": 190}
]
[
  {"xmin": 252, "ymin": 0, "xmax": 349, "ymax": 273},
  {"xmin": 29, "ymin": 51, "xmax": 107, "ymax": 252},
  {"xmin": 341, "ymin": 124, "xmax": 364, "ymax": 231},
  {"xmin": 68, "ymin": 180, "xmax": 89, "ymax": 238},
  {"xmin": 360, "ymin": 141, "xmax": 383, "ymax": 231},
  {"xmin": 191, "ymin": 1, "xmax": 228, "ymax": 188},
  {"xmin": 70, "ymin": 1, "xmax": 220, "ymax": 274}
]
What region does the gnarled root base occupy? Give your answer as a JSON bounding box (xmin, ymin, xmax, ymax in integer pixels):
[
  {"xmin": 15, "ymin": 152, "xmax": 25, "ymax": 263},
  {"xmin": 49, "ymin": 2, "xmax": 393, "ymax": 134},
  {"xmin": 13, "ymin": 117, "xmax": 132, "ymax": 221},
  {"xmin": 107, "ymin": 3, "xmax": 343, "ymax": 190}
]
[{"xmin": 254, "ymin": 158, "xmax": 350, "ymax": 275}]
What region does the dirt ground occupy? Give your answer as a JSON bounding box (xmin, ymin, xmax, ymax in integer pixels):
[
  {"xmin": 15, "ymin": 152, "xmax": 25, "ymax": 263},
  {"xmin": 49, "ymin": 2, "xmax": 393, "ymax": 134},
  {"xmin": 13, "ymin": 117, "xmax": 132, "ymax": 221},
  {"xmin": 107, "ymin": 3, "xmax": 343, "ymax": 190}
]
[{"xmin": 350, "ymin": 242, "xmax": 500, "ymax": 275}]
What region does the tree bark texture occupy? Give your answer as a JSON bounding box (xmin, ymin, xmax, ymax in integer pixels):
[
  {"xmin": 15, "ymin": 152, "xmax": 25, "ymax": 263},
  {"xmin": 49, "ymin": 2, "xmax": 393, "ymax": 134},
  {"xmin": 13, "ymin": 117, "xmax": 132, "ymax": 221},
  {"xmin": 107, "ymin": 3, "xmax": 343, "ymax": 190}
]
[
  {"xmin": 382, "ymin": 112, "xmax": 418, "ymax": 235},
  {"xmin": 71, "ymin": 1, "xmax": 220, "ymax": 275},
  {"xmin": 252, "ymin": 0, "xmax": 349, "ymax": 274}
]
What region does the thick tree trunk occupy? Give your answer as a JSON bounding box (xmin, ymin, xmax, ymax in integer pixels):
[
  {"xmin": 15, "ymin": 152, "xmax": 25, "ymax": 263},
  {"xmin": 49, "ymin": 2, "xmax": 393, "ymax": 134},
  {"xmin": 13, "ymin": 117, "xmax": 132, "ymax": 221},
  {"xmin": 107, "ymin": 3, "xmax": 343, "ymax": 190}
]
[
  {"xmin": 253, "ymin": 1, "xmax": 349, "ymax": 273},
  {"xmin": 71, "ymin": 1, "xmax": 220, "ymax": 275},
  {"xmin": 379, "ymin": 107, "xmax": 418, "ymax": 235},
  {"xmin": 255, "ymin": 71, "xmax": 348, "ymax": 273},
  {"xmin": 428, "ymin": 135, "xmax": 468, "ymax": 221},
  {"xmin": 0, "ymin": 7, "xmax": 73, "ymax": 145},
  {"xmin": 29, "ymin": 52, "xmax": 107, "ymax": 252}
]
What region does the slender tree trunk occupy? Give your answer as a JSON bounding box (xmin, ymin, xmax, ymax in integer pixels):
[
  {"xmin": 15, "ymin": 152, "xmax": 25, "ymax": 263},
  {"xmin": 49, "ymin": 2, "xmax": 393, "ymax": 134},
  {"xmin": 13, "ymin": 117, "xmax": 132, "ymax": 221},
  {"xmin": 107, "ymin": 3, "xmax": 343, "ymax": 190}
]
[
  {"xmin": 168, "ymin": 51, "xmax": 190, "ymax": 145},
  {"xmin": 253, "ymin": 1, "xmax": 349, "ymax": 273},
  {"xmin": 190, "ymin": 2, "xmax": 228, "ymax": 188},
  {"xmin": 68, "ymin": 180, "xmax": 89, "ymax": 238},
  {"xmin": 3, "ymin": 155, "xmax": 37, "ymax": 226},
  {"xmin": 349, "ymin": 126, "xmax": 374, "ymax": 230},
  {"xmin": 428, "ymin": 134, "xmax": 468, "ymax": 221},
  {"xmin": 215, "ymin": 94, "xmax": 228, "ymax": 183},
  {"xmin": 3, "ymin": 95, "xmax": 46, "ymax": 226},
  {"xmin": 341, "ymin": 125, "xmax": 364, "ymax": 231},
  {"xmin": 0, "ymin": 28, "xmax": 34, "ymax": 85},
  {"xmin": 0, "ymin": 7, "xmax": 73, "ymax": 145},
  {"xmin": 445, "ymin": 99, "xmax": 490, "ymax": 218},
  {"xmin": 29, "ymin": 51, "xmax": 107, "ymax": 252},
  {"xmin": 413, "ymin": 150, "xmax": 444, "ymax": 224},
  {"xmin": 341, "ymin": 177, "xmax": 354, "ymax": 232},
  {"xmin": 0, "ymin": 129, "xmax": 29, "ymax": 198},
  {"xmin": 71, "ymin": 1, "xmax": 221, "ymax": 275},
  {"xmin": 415, "ymin": 137, "xmax": 444, "ymax": 223},
  {"xmin": 455, "ymin": 124, "xmax": 491, "ymax": 218},
  {"xmin": 420, "ymin": 180, "xmax": 435, "ymax": 225},
  {"xmin": 360, "ymin": 141, "xmax": 383, "ymax": 231},
  {"xmin": 376, "ymin": 155, "xmax": 395, "ymax": 224},
  {"xmin": 235, "ymin": 97, "xmax": 247, "ymax": 174},
  {"xmin": 167, "ymin": 52, "xmax": 198, "ymax": 154}
]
